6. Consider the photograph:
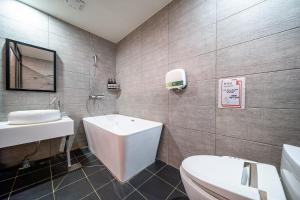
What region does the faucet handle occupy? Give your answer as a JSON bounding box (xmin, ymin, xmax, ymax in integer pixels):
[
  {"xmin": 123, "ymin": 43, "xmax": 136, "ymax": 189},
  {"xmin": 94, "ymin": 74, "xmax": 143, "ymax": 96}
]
[{"xmin": 89, "ymin": 95, "xmax": 104, "ymax": 99}]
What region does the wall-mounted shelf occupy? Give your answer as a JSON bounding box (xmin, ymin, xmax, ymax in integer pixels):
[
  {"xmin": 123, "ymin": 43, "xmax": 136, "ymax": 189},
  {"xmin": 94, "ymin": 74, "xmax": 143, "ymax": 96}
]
[
  {"xmin": 107, "ymin": 84, "xmax": 120, "ymax": 90},
  {"xmin": 107, "ymin": 78, "xmax": 120, "ymax": 90}
]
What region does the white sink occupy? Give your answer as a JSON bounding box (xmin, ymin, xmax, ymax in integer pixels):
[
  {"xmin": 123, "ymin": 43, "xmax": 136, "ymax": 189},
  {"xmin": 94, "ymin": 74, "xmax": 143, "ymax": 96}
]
[
  {"xmin": 0, "ymin": 116, "xmax": 74, "ymax": 148},
  {"xmin": 8, "ymin": 110, "xmax": 61, "ymax": 125}
]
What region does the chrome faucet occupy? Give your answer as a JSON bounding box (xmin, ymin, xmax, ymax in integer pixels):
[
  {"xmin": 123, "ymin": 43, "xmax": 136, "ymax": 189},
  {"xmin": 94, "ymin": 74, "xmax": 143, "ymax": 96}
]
[
  {"xmin": 50, "ymin": 96, "xmax": 62, "ymax": 117},
  {"xmin": 89, "ymin": 94, "xmax": 104, "ymax": 99}
]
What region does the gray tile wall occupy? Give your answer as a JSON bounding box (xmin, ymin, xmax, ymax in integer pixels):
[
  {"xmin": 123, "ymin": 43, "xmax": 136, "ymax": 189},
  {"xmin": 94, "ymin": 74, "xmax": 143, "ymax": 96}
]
[
  {"xmin": 116, "ymin": 0, "xmax": 300, "ymax": 168},
  {"xmin": 0, "ymin": 0, "xmax": 116, "ymax": 167}
]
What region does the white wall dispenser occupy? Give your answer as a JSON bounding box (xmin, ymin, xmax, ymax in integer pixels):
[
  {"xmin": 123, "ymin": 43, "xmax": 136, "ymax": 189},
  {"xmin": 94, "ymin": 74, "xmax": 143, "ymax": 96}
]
[{"xmin": 165, "ymin": 69, "xmax": 187, "ymax": 90}]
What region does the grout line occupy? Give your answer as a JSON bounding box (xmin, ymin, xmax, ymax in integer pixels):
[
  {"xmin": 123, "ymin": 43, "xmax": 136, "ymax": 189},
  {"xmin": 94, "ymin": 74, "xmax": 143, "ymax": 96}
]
[
  {"xmin": 217, "ymin": 25, "xmax": 300, "ymax": 51},
  {"xmin": 166, "ymin": 1, "xmax": 170, "ymax": 166},
  {"xmin": 93, "ymin": 178, "xmax": 116, "ymax": 193},
  {"xmin": 124, "ymin": 182, "xmax": 147, "ymax": 200},
  {"xmin": 34, "ymin": 192, "xmax": 53, "ymax": 200},
  {"xmin": 53, "ymin": 172, "xmax": 68, "ymax": 191},
  {"xmin": 123, "ymin": 164, "xmax": 169, "ymax": 199},
  {"xmin": 76, "ymin": 153, "xmax": 97, "ymax": 163},
  {"xmin": 175, "ymin": 181, "xmax": 186, "ymax": 194},
  {"xmin": 164, "ymin": 181, "xmax": 182, "ymax": 200},
  {"xmin": 217, "ymin": 134, "xmax": 285, "ymax": 148},
  {"xmin": 167, "ymin": 25, "xmax": 300, "ymax": 67},
  {"xmin": 217, "ymin": 0, "xmax": 267, "ymax": 22},
  {"xmin": 0, "ymin": 176, "xmax": 16, "ymax": 183},
  {"xmin": 10, "ymin": 177, "xmax": 51, "ymax": 193},
  {"xmin": 121, "ymin": 168, "xmax": 158, "ymax": 199},
  {"xmin": 214, "ymin": 0, "xmax": 218, "ymax": 156},
  {"xmin": 79, "ymin": 191, "xmax": 96, "ymax": 200},
  {"xmin": 150, "ymin": 172, "xmax": 180, "ymax": 190},
  {"xmin": 80, "ymin": 168, "xmax": 102, "ymax": 200},
  {"xmin": 175, "ymin": 188, "xmax": 186, "ymax": 196},
  {"xmin": 53, "ymin": 173, "xmax": 92, "ymax": 192},
  {"xmin": 144, "ymin": 164, "xmax": 183, "ymax": 191},
  {"xmin": 144, "ymin": 166, "xmax": 184, "ymax": 200},
  {"xmin": 168, "ymin": 49, "xmax": 217, "ymax": 65},
  {"xmin": 83, "ymin": 167, "xmax": 106, "ymax": 178},
  {"xmin": 0, "ymin": 193, "xmax": 9, "ymax": 199},
  {"xmin": 8, "ymin": 168, "xmax": 20, "ymax": 200},
  {"xmin": 216, "ymin": 67, "xmax": 300, "ymax": 79},
  {"xmin": 49, "ymin": 160, "xmax": 56, "ymax": 200}
]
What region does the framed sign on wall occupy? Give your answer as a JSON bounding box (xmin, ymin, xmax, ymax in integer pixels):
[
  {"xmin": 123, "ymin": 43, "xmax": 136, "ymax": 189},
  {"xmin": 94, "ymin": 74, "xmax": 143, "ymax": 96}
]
[{"xmin": 218, "ymin": 77, "xmax": 245, "ymax": 109}]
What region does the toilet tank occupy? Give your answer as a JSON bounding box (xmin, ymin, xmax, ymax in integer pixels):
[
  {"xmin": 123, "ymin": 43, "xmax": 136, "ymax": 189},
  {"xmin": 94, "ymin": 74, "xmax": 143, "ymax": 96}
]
[{"xmin": 280, "ymin": 144, "xmax": 300, "ymax": 200}]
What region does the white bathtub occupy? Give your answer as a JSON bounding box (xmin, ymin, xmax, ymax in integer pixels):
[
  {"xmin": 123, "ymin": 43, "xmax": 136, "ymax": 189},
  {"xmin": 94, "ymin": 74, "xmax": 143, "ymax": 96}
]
[{"xmin": 83, "ymin": 114, "xmax": 163, "ymax": 182}]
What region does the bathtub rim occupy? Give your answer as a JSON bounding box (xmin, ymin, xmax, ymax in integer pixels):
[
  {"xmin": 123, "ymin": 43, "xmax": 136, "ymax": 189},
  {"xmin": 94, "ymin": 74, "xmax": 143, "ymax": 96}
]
[{"xmin": 83, "ymin": 114, "xmax": 163, "ymax": 137}]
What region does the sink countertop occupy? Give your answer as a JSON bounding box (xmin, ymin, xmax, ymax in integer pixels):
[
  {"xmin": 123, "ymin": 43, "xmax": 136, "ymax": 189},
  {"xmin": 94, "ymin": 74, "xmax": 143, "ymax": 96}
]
[{"xmin": 0, "ymin": 116, "xmax": 74, "ymax": 149}]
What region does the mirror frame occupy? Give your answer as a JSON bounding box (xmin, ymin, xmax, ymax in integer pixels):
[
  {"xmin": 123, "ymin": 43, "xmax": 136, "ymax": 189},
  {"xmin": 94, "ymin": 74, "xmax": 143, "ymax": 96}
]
[{"xmin": 5, "ymin": 38, "xmax": 56, "ymax": 92}]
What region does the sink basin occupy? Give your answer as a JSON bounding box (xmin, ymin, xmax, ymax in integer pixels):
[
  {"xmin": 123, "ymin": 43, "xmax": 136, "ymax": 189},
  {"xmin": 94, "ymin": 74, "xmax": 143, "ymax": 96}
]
[
  {"xmin": 0, "ymin": 116, "xmax": 74, "ymax": 149},
  {"xmin": 8, "ymin": 110, "xmax": 61, "ymax": 125}
]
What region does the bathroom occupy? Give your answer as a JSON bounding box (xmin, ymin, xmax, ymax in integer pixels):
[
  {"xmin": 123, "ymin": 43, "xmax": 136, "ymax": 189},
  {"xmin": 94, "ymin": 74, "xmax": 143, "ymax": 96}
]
[{"xmin": 0, "ymin": 0, "xmax": 299, "ymax": 199}]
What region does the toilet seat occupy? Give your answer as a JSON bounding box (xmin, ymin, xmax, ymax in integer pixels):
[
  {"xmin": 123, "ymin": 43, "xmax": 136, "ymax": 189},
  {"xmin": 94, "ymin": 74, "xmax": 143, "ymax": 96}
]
[{"xmin": 180, "ymin": 155, "xmax": 286, "ymax": 200}]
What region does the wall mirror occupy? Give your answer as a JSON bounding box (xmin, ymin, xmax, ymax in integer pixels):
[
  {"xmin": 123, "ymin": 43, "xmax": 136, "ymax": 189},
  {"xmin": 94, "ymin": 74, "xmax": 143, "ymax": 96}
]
[{"xmin": 6, "ymin": 39, "xmax": 56, "ymax": 92}]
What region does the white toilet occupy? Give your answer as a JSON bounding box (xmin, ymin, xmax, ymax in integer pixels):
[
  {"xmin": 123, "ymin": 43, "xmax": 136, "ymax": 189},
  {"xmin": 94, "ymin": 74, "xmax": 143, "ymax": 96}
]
[{"xmin": 180, "ymin": 144, "xmax": 300, "ymax": 200}]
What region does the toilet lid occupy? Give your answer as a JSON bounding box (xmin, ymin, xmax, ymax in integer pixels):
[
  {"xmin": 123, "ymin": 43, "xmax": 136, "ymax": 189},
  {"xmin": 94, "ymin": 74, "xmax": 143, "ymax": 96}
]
[{"xmin": 181, "ymin": 155, "xmax": 286, "ymax": 200}]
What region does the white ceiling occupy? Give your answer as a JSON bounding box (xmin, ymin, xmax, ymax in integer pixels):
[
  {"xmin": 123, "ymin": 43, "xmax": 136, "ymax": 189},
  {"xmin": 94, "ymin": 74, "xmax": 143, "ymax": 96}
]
[{"xmin": 18, "ymin": 0, "xmax": 172, "ymax": 43}]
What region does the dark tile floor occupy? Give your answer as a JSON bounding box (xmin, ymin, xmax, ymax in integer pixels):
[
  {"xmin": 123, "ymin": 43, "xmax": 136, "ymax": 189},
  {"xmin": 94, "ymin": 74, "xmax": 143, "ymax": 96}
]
[{"xmin": 0, "ymin": 148, "xmax": 189, "ymax": 200}]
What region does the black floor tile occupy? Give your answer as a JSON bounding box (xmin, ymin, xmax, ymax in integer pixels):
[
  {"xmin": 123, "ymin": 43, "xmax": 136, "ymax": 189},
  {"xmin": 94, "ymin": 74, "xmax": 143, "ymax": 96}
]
[
  {"xmin": 0, "ymin": 166, "xmax": 18, "ymax": 181},
  {"xmin": 55, "ymin": 178, "xmax": 93, "ymax": 200},
  {"xmin": 96, "ymin": 179, "xmax": 134, "ymax": 200},
  {"xmin": 78, "ymin": 154, "xmax": 98, "ymax": 163},
  {"xmin": 13, "ymin": 167, "xmax": 51, "ymax": 190},
  {"xmin": 167, "ymin": 189, "xmax": 189, "ymax": 200},
  {"xmin": 74, "ymin": 147, "xmax": 91, "ymax": 158},
  {"xmin": 50, "ymin": 152, "xmax": 77, "ymax": 165},
  {"xmin": 146, "ymin": 160, "xmax": 166, "ymax": 174},
  {"xmin": 52, "ymin": 169, "xmax": 85, "ymax": 191},
  {"xmin": 0, "ymin": 153, "xmax": 187, "ymax": 200},
  {"xmin": 80, "ymin": 156, "xmax": 102, "ymax": 166},
  {"xmin": 177, "ymin": 182, "xmax": 186, "ymax": 194},
  {"xmin": 0, "ymin": 193, "xmax": 9, "ymax": 200},
  {"xmin": 38, "ymin": 193, "xmax": 54, "ymax": 200},
  {"xmin": 10, "ymin": 179, "xmax": 52, "ymax": 200},
  {"xmin": 138, "ymin": 176, "xmax": 174, "ymax": 200},
  {"xmin": 81, "ymin": 192, "xmax": 100, "ymax": 200},
  {"xmin": 82, "ymin": 159, "xmax": 105, "ymax": 177},
  {"xmin": 18, "ymin": 158, "xmax": 50, "ymax": 176},
  {"xmin": 156, "ymin": 165, "xmax": 181, "ymax": 187},
  {"xmin": 88, "ymin": 169, "xmax": 114, "ymax": 190},
  {"xmin": 128, "ymin": 169, "xmax": 152, "ymax": 188},
  {"xmin": 0, "ymin": 178, "xmax": 14, "ymax": 197},
  {"xmin": 51, "ymin": 159, "xmax": 79, "ymax": 177},
  {"xmin": 124, "ymin": 191, "xmax": 145, "ymax": 200}
]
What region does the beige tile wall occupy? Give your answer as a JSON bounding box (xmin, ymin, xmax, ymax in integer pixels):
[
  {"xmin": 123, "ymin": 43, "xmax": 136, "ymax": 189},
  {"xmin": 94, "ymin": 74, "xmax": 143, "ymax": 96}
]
[
  {"xmin": 116, "ymin": 0, "xmax": 300, "ymax": 168},
  {"xmin": 0, "ymin": 0, "xmax": 116, "ymax": 167}
]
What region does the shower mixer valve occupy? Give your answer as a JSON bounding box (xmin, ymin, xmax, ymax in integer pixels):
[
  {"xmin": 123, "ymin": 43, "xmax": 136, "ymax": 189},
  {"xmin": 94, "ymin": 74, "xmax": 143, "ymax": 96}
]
[{"xmin": 89, "ymin": 94, "xmax": 104, "ymax": 99}]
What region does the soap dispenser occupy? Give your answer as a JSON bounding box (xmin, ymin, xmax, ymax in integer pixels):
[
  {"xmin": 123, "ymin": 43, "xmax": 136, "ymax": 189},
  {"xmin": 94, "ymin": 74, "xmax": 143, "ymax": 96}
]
[{"xmin": 165, "ymin": 69, "xmax": 187, "ymax": 90}]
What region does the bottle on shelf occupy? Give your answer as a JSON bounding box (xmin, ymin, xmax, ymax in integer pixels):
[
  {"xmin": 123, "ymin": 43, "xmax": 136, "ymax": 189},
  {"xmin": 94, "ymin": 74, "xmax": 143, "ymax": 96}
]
[
  {"xmin": 107, "ymin": 78, "xmax": 111, "ymax": 89},
  {"xmin": 113, "ymin": 78, "xmax": 116, "ymax": 88}
]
